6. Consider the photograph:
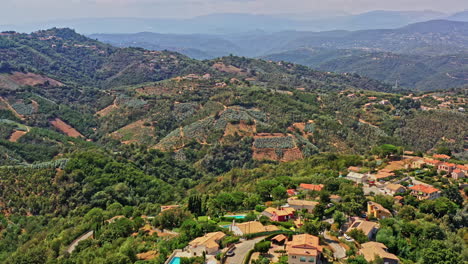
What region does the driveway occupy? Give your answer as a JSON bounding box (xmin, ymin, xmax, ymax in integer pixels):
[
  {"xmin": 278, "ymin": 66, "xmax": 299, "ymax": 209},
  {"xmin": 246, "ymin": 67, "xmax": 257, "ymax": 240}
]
[
  {"xmin": 324, "ymin": 232, "xmax": 346, "ymax": 259},
  {"xmin": 225, "ymin": 236, "xmax": 265, "ymax": 264}
]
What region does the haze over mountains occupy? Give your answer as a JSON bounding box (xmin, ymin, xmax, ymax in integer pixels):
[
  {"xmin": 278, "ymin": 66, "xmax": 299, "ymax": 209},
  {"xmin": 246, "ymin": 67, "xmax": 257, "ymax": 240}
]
[{"xmin": 2, "ymin": 10, "xmax": 467, "ymax": 34}]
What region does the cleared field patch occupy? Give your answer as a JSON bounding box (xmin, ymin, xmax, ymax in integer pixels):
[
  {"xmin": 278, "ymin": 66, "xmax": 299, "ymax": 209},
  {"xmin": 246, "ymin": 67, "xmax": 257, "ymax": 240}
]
[
  {"xmin": 252, "ymin": 133, "xmax": 304, "ymax": 162},
  {"xmin": 0, "ymin": 72, "xmax": 63, "ymax": 90},
  {"xmin": 110, "ymin": 119, "xmax": 154, "ymax": 144},
  {"xmin": 50, "ymin": 118, "xmax": 84, "ymax": 138},
  {"xmin": 8, "ymin": 130, "xmax": 28, "ymax": 142},
  {"xmin": 223, "ymin": 120, "xmax": 256, "ymax": 138},
  {"xmin": 0, "ymin": 97, "xmax": 24, "ymax": 120},
  {"xmin": 96, "ymin": 99, "xmax": 118, "ymax": 117},
  {"xmin": 212, "ymin": 63, "xmax": 246, "ymax": 75}
]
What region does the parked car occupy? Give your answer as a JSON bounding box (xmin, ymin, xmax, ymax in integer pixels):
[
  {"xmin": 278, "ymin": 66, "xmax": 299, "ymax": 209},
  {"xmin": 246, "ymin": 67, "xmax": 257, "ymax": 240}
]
[{"xmin": 226, "ymin": 246, "xmax": 236, "ymax": 257}]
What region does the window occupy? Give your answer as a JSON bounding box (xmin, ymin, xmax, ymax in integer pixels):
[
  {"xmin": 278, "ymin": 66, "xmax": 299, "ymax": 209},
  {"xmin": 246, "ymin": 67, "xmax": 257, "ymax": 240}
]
[
  {"xmin": 292, "ymin": 256, "xmax": 297, "ymax": 259},
  {"xmin": 308, "ymin": 258, "xmax": 315, "ymax": 262},
  {"xmin": 300, "ymin": 257, "xmax": 306, "ymax": 262}
]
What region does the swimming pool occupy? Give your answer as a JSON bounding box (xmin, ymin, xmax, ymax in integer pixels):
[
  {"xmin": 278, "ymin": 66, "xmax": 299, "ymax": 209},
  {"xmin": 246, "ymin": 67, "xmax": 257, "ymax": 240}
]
[
  {"xmin": 225, "ymin": 214, "xmax": 246, "ymax": 219},
  {"xmin": 169, "ymin": 257, "xmax": 180, "ymax": 264}
]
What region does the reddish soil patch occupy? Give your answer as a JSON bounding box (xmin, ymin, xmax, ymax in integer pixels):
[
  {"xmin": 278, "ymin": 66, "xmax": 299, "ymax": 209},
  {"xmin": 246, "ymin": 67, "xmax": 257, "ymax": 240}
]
[
  {"xmin": 253, "ymin": 148, "xmax": 280, "ymax": 161},
  {"xmin": 9, "ymin": 72, "xmax": 63, "ymax": 87},
  {"xmin": 8, "ymin": 130, "xmax": 27, "ymax": 142},
  {"xmin": 50, "ymin": 118, "xmax": 84, "ymax": 138},
  {"xmin": 282, "ymin": 148, "xmax": 304, "ymax": 162}
]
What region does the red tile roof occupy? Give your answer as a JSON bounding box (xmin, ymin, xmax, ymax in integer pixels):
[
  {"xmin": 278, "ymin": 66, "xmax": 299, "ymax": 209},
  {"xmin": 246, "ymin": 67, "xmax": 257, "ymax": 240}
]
[
  {"xmin": 409, "ymin": 184, "xmax": 440, "ymax": 194},
  {"xmin": 299, "ymin": 183, "xmax": 324, "ymax": 191},
  {"xmin": 433, "ymin": 154, "xmax": 451, "ymax": 160}
]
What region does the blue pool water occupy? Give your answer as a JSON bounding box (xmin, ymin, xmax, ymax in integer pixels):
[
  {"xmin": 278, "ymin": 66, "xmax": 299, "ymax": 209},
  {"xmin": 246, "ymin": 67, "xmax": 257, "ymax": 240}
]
[
  {"xmin": 225, "ymin": 215, "xmax": 246, "ymax": 219},
  {"xmin": 169, "ymin": 257, "xmax": 180, "ymax": 264}
]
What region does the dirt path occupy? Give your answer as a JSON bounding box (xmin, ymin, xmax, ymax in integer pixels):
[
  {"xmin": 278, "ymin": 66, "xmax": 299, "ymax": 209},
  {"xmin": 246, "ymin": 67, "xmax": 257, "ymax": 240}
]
[
  {"xmin": 359, "ymin": 119, "xmax": 378, "ymax": 128},
  {"xmin": 0, "ymin": 97, "xmax": 24, "ymax": 120},
  {"xmin": 67, "ymin": 230, "xmax": 94, "ymax": 254}
]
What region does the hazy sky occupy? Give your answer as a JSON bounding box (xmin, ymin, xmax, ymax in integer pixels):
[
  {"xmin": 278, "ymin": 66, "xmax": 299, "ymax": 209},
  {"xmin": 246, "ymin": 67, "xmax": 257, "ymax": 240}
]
[{"xmin": 1, "ymin": 0, "xmax": 467, "ymax": 24}]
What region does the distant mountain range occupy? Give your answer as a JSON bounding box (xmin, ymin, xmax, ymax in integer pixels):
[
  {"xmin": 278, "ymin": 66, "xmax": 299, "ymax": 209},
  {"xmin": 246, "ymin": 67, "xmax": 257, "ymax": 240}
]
[
  {"xmin": 1, "ymin": 10, "xmax": 462, "ymax": 34},
  {"xmin": 89, "ymin": 20, "xmax": 468, "ymax": 90},
  {"xmin": 90, "ymin": 20, "xmax": 468, "ymax": 58}
]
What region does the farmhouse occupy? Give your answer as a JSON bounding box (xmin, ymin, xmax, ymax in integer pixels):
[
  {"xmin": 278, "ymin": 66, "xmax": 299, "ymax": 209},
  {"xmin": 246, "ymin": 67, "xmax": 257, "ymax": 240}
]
[
  {"xmin": 452, "ymin": 169, "xmax": 465, "ymax": 180},
  {"xmin": 360, "ymin": 242, "xmax": 399, "ymax": 264},
  {"xmin": 286, "ymin": 234, "xmax": 323, "ymax": 264},
  {"xmin": 409, "ymin": 184, "xmax": 441, "ymax": 200}
]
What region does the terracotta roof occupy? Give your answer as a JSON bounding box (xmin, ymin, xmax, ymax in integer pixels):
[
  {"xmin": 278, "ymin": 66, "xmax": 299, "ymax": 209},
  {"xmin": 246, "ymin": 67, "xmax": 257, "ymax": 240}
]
[
  {"xmin": 347, "ymin": 219, "xmax": 378, "ymax": 236},
  {"xmin": 409, "ymin": 184, "xmax": 440, "ymax": 194},
  {"xmin": 287, "ymin": 198, "xmax": 319, "ymax": 207},
  {"xmin": 453, "ymin": 169, "xmax": 462, "ymax": 173},
  {"xmin": 232, "ymin": 221, "xmax": 279, "ymax": 235},
  {"xmin": 385, "ymin": 183, "xmax": 405, "ymax": 192},
  {"xmin": 439, "ymin": 162, "xmax": 456, "ymax": 167},
  {"xmin": 287, "ymin": 189, "xmax": 297, "ymax": 195},
  {"xmin": 348, "ymin": 166, "xmax": 361, "ymax": 172},
  {"xmin": 372, "ymin": 170, "xmax": 394, "ymax": 180},
  {"xmin": 456, "ymin": 164, "xmax": 468, "ymax": 170},
  {"xmin": 424, "ymin": 159, "xmax": 441, "ymax": 165},
  {"xmin": 189, "ymin": 232, "xmax": 225, "ymax": 250},
  {"xmin": 394, "ymin": 196, "xmax": 404, "ymax": 200},
  {"xmin": 360, "ymin": 242, "xmax": 399, "ymax": 262},
  {"xmin": 433, "ymin": 154, "xmax": 451, "ymax": 160},
  {"xmin": 299, "ymin": 183, "xmax": 324, "ymax": 191},
  {"xmin": 286, "ymin": 234, "xmax": 322, "ymax": 257},
  {"xmin": 271, "ymin": 234, "xmax": 287, "ymax": 242},
  {"xmin": 264, "ymin": 207, "xmax": 295, "ymax": 217}
]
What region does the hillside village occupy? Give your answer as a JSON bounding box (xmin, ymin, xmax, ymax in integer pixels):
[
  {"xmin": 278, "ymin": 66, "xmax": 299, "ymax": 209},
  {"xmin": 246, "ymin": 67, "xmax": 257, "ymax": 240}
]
[{"xmin": 78, "ymin": 150, "xmax": 465, "ymax": 264}]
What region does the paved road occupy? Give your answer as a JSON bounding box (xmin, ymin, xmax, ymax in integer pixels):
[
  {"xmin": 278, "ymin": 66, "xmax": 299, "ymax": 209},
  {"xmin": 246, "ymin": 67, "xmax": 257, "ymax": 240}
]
[
  {"xmin": 226, "ymin": 236, "xmax": 265, "ymax": 264},
  {"xmin": 67, "ymin": 230, "xmax": 94, "ymax": 254},
  {"xmin": 324, "ymin": 232, "xmax": 346, "ymax": 259}
]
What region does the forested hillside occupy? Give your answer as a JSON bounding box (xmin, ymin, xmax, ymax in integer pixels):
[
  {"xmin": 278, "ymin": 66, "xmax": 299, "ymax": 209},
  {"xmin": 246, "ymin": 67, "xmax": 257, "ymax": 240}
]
[
  {"xmin": 0, "ymin": 28, "xmax": 467, "ymax": 264},
  {"xmin": 263, "ymin": 49, "xmax": 468, "ymax": 91}
]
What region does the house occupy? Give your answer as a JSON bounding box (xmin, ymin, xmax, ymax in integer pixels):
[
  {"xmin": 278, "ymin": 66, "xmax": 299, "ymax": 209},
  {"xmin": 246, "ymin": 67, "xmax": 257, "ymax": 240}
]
[
  {"xmin": 384, "ymin": 184, "xmax": 406, "ymax": 195},
  {"xmin": 433, "ymin": 154, "xmax": 450, "ymax": 160},
  {"xmin": 424, "ymin": 158, "xmax": 441, "ymax": 167},
  {"xmin": 346, "ymin": 172, "xmax": 368, "ymax": 184},
  {"xmin": 370, "ymin": 169, "xmax": 395, "ymax": 182},
  {"xmin": 228, "ymin": 221, "xmax": 279, "ymax": 236},
  {"xmin": 456, "ymin": 164, "xmax": 468, "ymax": 174},
  {"xmin": 271, "ymin": 234, "xmax": 287, "ymax": 245},
  {"xmin": 298, "ymin": 183, "xmax": 324, "ymax": 192},
  {"xmin": 262, "ymin": 207, "xmax": 295, "ymax": 222},
  {"xmin": 348, "ymin": 166, "xmax": 361, "ymax": 173},
  {"xmin": 330, "ymin": 195, "xmax": 342, "ymax": 203},
  {"xmin": 188, "ymin": 232, "xmax": 226, "ymax": 256},
  {"xmin": 452, "ymin": 169, "xmax": 465, "ymax": 180},
  {"xmin": 367, "ymin": 202, "xmax": 392, "ymax": 220},
  {"xmin": 360, "ymin": 242, "xmax": 399, "ymax": 264},
  {"xmin": 287, "ymin": 198, "xmax": 319, "ymax": 213},
  {"xmin": 410, "ymin": 159, "xmax": 426, "ymax": 169},
  {"xmin": 347, "ymin": 219, "xmax": 379, "ymax": 240},
  {"xmin": 437, "ymin": 162, "xmax": 456, "ymax": 174},
  {"xmin": 287, "ymin": 189, "xmax": 298, "ymax": 196},
  {"xmin": 409, "ymin": 184, "xmax": 441, "ymax": 200},
  {"xmin": 286, "ymin": 234, "xmax": 323, "ymax": 264}
]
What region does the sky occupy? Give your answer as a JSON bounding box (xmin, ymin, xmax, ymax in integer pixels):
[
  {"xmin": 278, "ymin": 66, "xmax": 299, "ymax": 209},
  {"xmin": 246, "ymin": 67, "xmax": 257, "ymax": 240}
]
[{"xmin": 1, "ymin": 0, "xmax": 467, "ymax": 24}]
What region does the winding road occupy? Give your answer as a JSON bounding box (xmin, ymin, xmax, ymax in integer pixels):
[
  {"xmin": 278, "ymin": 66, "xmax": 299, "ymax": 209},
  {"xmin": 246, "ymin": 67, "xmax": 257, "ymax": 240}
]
[
  {"xmin": 67, "ymin": 230, "xmax": 94, "ymax": 254},
  {"xmin": 324, "ymin": 232, "xmax": 346, "ymax": 259},
  {"xmin": 225, "ymin": 236, "xmax": 266, "ymax": 264}
]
